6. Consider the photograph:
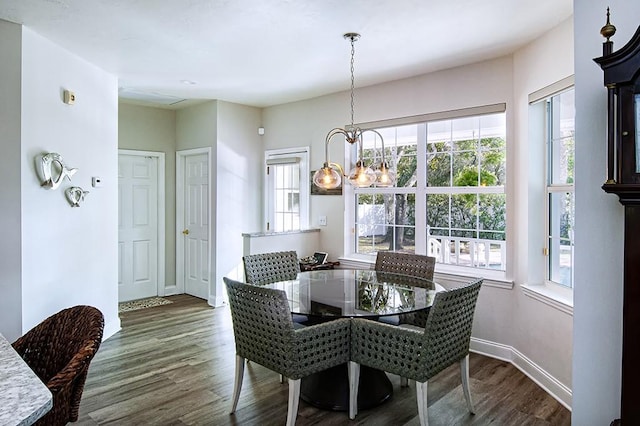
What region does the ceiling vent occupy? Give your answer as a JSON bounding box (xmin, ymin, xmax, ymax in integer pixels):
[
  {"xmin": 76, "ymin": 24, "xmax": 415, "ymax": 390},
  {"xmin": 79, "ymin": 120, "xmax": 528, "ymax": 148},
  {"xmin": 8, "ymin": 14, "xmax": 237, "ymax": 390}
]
[{"xmin": 118, "ymin": 88, "xmax": 186, "ymax": 106}]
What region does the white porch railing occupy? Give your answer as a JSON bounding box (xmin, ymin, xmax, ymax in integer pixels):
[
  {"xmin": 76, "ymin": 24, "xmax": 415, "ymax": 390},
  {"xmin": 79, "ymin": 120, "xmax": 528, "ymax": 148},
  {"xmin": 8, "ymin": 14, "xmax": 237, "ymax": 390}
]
[{"xmin": 428, "ymin": 236, "xmax": 506, "ymax": 271}]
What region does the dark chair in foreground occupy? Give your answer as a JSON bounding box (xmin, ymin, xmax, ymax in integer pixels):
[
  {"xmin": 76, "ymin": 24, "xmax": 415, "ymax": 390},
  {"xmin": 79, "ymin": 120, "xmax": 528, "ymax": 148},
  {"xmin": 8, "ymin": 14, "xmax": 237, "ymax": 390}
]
[
  {"xmin": 349, "ymin": 279, "xmax": 482, "ymax": 426},
  {"xmin": 242, "ymin": 250, "xmax": 300, "ymax": 286},
  {"xmin": 12, "ymin": 305, "xmax": 104, "ymax": 426},
  {"xmin": 224, "ymin": 277, "xmax": 351, "ymax": 426}
]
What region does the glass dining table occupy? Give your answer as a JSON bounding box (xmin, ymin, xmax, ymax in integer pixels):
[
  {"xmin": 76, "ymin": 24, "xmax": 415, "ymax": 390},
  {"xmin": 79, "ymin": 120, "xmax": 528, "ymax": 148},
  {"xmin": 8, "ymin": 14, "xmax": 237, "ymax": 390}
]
[{"xmin": 264, "ymin": 268, "xmax": 445, "ymax": 411}]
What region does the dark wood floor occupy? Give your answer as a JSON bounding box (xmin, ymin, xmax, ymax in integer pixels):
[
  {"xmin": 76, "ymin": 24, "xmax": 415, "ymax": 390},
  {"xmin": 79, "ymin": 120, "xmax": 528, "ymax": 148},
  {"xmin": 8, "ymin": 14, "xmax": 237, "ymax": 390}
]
[{"xmin": 76, "ymin": 294, "xmax": 571, "ymax": 425}]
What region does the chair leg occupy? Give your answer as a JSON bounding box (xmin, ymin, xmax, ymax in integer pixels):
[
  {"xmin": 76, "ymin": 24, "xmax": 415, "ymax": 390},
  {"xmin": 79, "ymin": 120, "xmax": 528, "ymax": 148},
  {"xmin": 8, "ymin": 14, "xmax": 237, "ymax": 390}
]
[
  {"xmin": 400, "ymin": 376, "xmax": 409, "ymax": 387},
  {"xmin": 286, "ymin": 378, "xmax": 301, "ymax": 426},
  {"xmin": 280, "ymin": 374, "xmax": 285, "ymax": 384},
  {"xmin": 416, "ymin": 380, "xmax": 429, "ymax": 426},
  {"xmin": 348, "ymin": 361, "xmax": 360, "ymax": 419},
  {"xmin": 230, "ymin": 355, "xmax": 245, "ymax": 414},
  {"xmin": 460, "ymin": 354, "xmax": 475, "ymax": 414}
]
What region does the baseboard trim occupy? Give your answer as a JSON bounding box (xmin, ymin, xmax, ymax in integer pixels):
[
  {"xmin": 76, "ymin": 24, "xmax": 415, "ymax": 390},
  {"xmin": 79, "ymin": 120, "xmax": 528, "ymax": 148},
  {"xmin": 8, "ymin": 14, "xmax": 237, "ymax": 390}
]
[
  {"xmin": 471, "ymin": 337, "xmax": 572, "ymax": 411},
  {"xmin": 163, "ymin": 285, "xmax": 179, "ymax": 296},
  {"xmin": 103, "ymin": 318, "xmax": 122, "ymax": 341},
  {"xmin": 208, "ymin": 295, "xmax": 225, "ymax": 308}
]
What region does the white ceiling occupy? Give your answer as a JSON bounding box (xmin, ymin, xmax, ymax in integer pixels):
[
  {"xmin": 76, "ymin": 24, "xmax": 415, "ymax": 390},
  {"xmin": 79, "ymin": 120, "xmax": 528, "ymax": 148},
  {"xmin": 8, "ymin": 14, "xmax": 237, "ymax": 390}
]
[{"xmin": 0, "ymin": 0, "xmax": 572, "ymax": 108}]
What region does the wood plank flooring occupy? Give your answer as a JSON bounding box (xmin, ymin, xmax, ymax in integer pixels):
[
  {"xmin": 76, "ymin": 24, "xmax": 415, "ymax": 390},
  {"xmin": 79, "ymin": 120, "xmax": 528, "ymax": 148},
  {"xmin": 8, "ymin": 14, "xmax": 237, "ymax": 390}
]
[{"xmin": 75, "ymin": 295, "xmax": 571, "ymax": 425}]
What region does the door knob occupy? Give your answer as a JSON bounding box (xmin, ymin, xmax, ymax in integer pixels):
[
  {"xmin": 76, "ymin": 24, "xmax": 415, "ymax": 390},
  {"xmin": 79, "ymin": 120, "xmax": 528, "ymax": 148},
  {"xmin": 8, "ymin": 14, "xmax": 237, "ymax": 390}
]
[{"xmin": 182, "ymin": 229, "xmax": 189, "ymax": 235}]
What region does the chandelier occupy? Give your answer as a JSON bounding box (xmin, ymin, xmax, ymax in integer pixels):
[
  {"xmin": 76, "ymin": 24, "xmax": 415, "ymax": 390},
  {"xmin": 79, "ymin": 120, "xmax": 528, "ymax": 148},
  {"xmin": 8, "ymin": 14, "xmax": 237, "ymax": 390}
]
[{"xmin": 312, "ymin": 33, "xmax": 395, "ymax": 190}]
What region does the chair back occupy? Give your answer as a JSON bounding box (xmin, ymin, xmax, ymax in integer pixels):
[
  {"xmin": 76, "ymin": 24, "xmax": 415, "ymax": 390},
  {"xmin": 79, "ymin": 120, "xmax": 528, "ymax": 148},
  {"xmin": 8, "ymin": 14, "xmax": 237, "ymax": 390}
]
[
  {"xmin": 421, "ymin": 279, "xmax": 482, "ymax": 379},
  {"xmin": 224, "ymin": 277, "xmax": 296, "ymax": 374},
  {"xmin": 12, "ymin": 305, "xmax": 104, "ymax": 425},
  {"xmin": 242, "ymin": 250, "xmax": 300, "ymax": 286},
  {"xmin": 375, "ymin": 252, "xmax": 436, "ymax": 280}
]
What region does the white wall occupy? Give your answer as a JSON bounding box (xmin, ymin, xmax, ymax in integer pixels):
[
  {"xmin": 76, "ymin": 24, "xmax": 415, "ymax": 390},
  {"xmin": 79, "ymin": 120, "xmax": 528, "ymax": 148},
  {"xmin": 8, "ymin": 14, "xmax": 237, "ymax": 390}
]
[
  {"xmin": 510, "ymin": 17, "xmax": 575, "ymax": 398},
  {"xmin": 176, "ymin": 101, "xmax": 218, "ymax": 152},
  {"xmin": 572, "ymin": 1, "xmax": 637, "ymax": 423},
  {"xmin": 18, "ymin": 28, "xmax": 120, "ymax": 338},
  {"xmin": 0, "ymin": 20, "xmax": 23, "ymax": 341},
  {"xmin": 119, "ymin": 103, "xmax": 177, "ymax": 292},
  {"xmin": 215, "ymin": 101, "xmax": 263, "ymax": 304}
]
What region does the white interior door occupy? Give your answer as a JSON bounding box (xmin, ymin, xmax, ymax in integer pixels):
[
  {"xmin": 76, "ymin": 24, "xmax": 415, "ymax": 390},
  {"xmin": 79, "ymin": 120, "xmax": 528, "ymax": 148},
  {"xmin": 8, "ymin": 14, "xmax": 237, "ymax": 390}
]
[
  {"xmin": 118, "ymin": 154, "xmax": 159, "ymax": 302},
  {"xmin": 182, "ymin": 152, "xmax": 210, "ymax": 299}
]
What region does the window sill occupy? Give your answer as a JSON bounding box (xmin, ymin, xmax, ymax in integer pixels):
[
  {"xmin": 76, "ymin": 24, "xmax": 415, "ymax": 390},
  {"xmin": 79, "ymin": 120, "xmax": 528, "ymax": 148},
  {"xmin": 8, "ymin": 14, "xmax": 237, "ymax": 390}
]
[
  {"xmin": 434, "ymin": 264, "xmax": 513, "ymax": 290},
  {"xmin": 242, "ymin": 228, "xmax": 320, "ymax": 238},
  {"xmin": 521, "ymin": 283, "xmax": 573, "ymax": 315},
  {"xmin": 434, "ymin": 270, "xmax": 513, "ymax": 290},
  {"xmin": 337, "ymin": 256, "xmax": 374, "ymax": 269}
]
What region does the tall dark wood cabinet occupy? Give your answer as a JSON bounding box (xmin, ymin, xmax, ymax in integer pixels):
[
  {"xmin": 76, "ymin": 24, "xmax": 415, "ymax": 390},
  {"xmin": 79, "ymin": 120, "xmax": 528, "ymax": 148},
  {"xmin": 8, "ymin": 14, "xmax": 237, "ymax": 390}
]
[{"xmin": 593, "ymin": 10, "xmax": 640, "ymax": 425}]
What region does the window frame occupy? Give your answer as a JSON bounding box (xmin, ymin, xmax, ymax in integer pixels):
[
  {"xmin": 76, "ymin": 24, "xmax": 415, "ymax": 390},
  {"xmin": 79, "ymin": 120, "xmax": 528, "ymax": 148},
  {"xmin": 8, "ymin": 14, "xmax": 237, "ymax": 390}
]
[
  {"xmin": 264, "ymin": 147, "xmax": 310, "ymax": 233},
  {"xmin": 520, "ymin": 76, "xmax": 575, "ymax": 311},
  {"xmin": 543, "ymin": 87, "xmax": 575, "ymax": 288},
  {"xmin": 344, "ymin": 104, "xmax": 507, "ymax": 278}
]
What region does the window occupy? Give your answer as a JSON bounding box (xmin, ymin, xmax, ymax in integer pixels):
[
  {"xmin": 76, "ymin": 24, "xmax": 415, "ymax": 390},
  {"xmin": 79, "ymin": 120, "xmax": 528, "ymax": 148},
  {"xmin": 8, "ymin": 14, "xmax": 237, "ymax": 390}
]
[
  {"xmin": 349, "ymin": 106, "xmax": 507, "ymax": 272},
  {"xmin": 265, "ymin": 148, "xmax": 309, "ymax": 232},
  {"xmin": 544, "ymin": 88, "xmax": 575, "ymax": 287}
]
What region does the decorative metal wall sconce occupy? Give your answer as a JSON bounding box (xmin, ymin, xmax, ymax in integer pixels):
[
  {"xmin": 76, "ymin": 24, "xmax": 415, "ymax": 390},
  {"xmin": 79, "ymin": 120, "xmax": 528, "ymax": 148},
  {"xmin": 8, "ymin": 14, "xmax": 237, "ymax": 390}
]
[
  {"xmin": 38, "ymin": 153, "xmax": 77, "ymax": 190},
  {"xmin": 65, "ymin": 186, "xmax": 89, "ymax": 207}
]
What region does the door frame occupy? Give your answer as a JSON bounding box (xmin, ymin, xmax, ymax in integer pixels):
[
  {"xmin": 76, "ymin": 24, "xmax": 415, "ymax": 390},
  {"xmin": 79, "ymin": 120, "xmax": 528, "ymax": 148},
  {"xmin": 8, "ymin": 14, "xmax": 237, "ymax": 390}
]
[
  {"xmin": 118, "ymin": 149, "xmax": 166, "ymax": 297},
  {"xmin": 175, "ymin": 147, "xmax": 212, "ymax": 297}
]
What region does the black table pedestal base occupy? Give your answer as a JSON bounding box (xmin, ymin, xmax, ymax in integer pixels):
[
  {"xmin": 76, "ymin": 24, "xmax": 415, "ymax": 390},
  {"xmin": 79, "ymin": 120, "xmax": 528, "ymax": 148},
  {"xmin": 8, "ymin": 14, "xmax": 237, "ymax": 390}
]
[{"xmin": 300, "ymin": 363, "xmax": 393, "ymax": 411}]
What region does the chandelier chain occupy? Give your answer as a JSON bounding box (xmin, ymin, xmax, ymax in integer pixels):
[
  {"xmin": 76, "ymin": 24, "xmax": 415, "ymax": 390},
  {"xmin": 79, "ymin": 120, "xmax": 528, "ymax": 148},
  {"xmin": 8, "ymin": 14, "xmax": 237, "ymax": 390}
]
[{"xmin": 350, "ymin": 36, "xmax": 356, "ymax": 128}]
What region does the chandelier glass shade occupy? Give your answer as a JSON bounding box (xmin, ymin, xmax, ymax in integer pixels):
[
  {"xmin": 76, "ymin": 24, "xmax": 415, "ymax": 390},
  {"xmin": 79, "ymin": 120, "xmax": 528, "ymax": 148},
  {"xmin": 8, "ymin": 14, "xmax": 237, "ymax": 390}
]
[{"xmin": 312, "ymin": 33, "xmax": 395, "ymax": 190}]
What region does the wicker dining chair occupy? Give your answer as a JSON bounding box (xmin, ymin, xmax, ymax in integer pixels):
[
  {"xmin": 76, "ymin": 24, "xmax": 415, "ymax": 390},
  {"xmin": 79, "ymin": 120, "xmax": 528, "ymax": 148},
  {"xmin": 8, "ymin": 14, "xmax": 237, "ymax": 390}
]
[
  {"xmin": 12, "ymin": 305, "xmax": 104, "ymax": 426},
  {"xmin": 374, "ymin": 251, "xmax": 436, "ymax": 328},
  {"xmin": 224, "ymin": 277, "xmax": 351, "ymax": 426},
  {"xmin": 242, "ymin": 250, "xmax": 300, "ymax": 286},
  {"xmin": 374, "ymin": 251, "xmax": 436, "ymax": 279},
  {"xmin": 349, "ymin": 279, "xmax": 482, "ymax": 426},
  {"xmin": 243, "ymin": 249, "xmax": 308, "ymax": 330}
]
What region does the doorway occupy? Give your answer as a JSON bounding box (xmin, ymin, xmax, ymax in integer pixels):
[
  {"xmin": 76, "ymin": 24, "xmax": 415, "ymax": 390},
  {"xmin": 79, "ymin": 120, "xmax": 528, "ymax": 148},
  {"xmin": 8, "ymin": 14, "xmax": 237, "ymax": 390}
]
[
  {"xmin": 176, "ymin": 148, "xmax": 211, "ymax": 300},
  {"xmin": 118, "ymin": 150, "xmax": 166, "ymax": 302}
]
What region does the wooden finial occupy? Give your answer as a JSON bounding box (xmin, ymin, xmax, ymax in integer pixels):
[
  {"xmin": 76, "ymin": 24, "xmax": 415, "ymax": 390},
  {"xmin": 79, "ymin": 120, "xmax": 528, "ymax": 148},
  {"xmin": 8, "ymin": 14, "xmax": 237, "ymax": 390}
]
[{"xmin": 600, "ymin": 7, "xmax": 617, "ymax": 41}]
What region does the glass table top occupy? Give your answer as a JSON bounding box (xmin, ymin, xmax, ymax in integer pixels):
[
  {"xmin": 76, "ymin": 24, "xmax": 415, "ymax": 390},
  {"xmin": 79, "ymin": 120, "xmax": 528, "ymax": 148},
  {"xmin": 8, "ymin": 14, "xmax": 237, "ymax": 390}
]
[{"xmin": 264, "ymin": 269, "xmax": 445, "ymax": 319}]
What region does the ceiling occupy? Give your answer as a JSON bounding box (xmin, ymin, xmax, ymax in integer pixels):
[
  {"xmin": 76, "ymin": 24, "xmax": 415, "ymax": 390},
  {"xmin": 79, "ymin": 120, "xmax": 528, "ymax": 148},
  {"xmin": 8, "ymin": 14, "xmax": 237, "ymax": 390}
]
[{"xmin": 0, "ymin": 0, "xmax": 572, "ymax": 109}]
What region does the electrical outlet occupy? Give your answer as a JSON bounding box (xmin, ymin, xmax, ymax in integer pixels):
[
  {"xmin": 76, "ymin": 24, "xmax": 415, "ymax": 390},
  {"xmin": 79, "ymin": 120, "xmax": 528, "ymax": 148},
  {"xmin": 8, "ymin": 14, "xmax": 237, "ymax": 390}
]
[{"xmin": 319, "ymin": 215, "xmax": 327, "ymax": 226}]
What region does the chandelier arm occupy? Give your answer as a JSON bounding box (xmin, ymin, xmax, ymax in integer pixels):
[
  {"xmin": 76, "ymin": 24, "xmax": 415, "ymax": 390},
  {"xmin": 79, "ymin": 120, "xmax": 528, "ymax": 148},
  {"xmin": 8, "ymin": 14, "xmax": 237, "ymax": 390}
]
[
  {"xmin": 324, "ymin": 128, "xmax": 351, "ymax": 170},
  {"xmin": 329, "ymin": 162, "xmax": 345, "ymax": 176},
  {"xmin": 362, "ymin": 129, "xmax": 387, "ymax": 164}
]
